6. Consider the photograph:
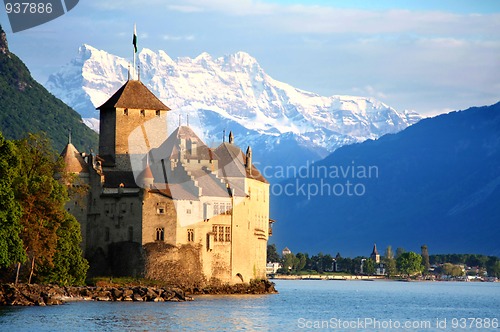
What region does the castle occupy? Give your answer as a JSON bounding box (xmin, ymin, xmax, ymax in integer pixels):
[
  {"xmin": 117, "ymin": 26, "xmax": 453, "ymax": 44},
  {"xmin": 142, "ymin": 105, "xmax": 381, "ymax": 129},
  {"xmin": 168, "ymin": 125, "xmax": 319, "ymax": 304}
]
[{"xmin": 61, "ymin": 79, "xmax": 272, "ymax": 285}]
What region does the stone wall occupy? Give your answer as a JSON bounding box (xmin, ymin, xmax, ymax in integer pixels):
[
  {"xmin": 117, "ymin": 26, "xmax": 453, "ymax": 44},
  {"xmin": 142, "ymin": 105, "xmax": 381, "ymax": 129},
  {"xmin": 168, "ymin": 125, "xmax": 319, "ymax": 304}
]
[{"xmin": 143, "ymin": 242, "xmax": 206, "ymax": 288}]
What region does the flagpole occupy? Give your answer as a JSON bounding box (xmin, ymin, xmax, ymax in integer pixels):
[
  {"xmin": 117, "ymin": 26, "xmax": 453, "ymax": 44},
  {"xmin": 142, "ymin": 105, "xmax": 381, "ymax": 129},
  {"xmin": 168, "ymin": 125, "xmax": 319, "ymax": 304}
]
[{"xmin": 133, "ymin": 23, "xmax": 137, "ymax": 80}]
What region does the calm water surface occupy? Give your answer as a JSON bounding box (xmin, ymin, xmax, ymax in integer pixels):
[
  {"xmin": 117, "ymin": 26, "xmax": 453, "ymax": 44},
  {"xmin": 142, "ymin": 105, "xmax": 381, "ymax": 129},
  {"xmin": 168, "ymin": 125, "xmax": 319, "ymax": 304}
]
[{"xmin": 1, "ymin": 280, "xmax": 499, "ymax": 331}]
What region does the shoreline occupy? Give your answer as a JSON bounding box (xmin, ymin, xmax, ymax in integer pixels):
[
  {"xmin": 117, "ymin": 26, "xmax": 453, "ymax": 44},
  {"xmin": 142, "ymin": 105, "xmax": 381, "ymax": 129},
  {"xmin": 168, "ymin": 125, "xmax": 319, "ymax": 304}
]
[{"xmin": 0, "ymin": 280, "xmax": 277, "ymax": 306}]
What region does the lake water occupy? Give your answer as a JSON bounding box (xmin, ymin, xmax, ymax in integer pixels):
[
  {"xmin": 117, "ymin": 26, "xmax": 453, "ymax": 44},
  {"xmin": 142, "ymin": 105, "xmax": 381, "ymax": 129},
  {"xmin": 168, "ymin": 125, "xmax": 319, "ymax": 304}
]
[{"xmin": 1, "ymin": 280, "xmax": 499, "ymax": 331}]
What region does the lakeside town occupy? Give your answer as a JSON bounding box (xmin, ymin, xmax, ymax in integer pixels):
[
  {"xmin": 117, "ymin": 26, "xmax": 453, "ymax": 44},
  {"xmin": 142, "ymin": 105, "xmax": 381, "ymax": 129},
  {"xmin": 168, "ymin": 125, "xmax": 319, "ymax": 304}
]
[{"xmin": 266, "ymin": 244, "xmax": 500, "ymax": 282}]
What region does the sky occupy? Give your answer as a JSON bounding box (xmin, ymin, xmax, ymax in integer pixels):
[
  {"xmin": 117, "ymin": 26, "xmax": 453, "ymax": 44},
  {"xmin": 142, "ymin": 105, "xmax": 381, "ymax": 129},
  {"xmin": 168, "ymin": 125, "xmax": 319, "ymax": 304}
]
[{"xmin": 1, "ymin": 0, "xmax": 499, "ymax": 117}]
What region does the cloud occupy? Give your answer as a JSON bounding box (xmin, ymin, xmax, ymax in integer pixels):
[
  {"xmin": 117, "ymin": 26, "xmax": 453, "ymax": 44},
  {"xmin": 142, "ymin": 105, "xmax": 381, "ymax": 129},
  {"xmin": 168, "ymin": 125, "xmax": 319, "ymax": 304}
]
[
  {"xmin": 162, "ymin": 34, "xmax": 195, "ymax": 41},
  {"xmin": 167, "ymin": 5, "xmax": 203, "ymax": 13}
]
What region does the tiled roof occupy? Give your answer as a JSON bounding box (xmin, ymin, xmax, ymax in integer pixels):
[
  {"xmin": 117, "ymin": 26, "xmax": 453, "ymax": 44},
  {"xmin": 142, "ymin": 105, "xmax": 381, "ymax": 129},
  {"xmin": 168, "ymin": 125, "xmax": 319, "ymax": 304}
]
[
  {"xmin": 153, "ymin": 126, "xmax": 214, "ymax": 161},
  {"xmin": 60, "ymin": 143, "xmax": 89, "ymax": 173},
  {"xmin": 97, "ymin": 80, "xmax": 170, "ymax": 111}
]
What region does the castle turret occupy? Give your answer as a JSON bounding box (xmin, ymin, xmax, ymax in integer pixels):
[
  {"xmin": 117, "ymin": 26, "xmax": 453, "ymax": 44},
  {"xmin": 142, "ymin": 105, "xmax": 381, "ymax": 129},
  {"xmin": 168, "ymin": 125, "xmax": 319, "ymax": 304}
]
[{"xmin": 245, "ymin": 146, "xmax": 252, "ymax": 173}]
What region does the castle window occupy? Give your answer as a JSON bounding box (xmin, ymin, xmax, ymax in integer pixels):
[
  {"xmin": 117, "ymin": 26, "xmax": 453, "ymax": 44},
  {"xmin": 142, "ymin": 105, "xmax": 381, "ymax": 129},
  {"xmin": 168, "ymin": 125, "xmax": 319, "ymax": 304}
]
[
  {"xmin": 156, "ymin": 110, "xmax": 160, "ymax": 116},
  {"xmin": 213, "ymin": 202, "xmax": 220, "ymax": 216},
  {"xmin": 124, "ymin": 109, "xmax": 128, "ymax": 115},
  {"xmin": 212, "ymin": 225, "xmax": 218, "ymax": 242},
  {"xmin": 187, "ymin": 229, "xmax": 194, "ymax": 242},
  {"xmin": 218, "ymin": 226, "xmax": 224, "ymax": 242},
  {"xmin": 225, "ymin": 203, "xmax": 232, "ymax": 215},
  {"xmin": 155, "ymin": 227, "xmax": 164, "ymax": 241},
  {"xmin": 157, "ymin": 203, "xmax": 166, "ymax": 214},
  {"xmin": 140, "ymin": 109, "xmax": 145, "ymax": 117},
  {"xmin": 186, "ymin": 209, "xmax": 191, "ymax": 214},
  {"xmin": 212, "ymin": 224, "xmax": 231, "ymax": 243},
  {"xmin": 105, "ymin": 227, "xmax": 110, "ymax": 242},
  {"xmin": 128, "ymin": 226, "xmax": 133, "ymax": 241}
]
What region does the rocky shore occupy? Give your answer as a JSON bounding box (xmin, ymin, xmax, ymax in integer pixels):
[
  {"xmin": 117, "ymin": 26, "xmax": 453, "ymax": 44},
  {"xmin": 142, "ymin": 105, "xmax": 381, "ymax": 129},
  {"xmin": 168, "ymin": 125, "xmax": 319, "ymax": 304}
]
[{"xmin": 0, "ymin": 279, "xmax": 277, "ymax": 306}]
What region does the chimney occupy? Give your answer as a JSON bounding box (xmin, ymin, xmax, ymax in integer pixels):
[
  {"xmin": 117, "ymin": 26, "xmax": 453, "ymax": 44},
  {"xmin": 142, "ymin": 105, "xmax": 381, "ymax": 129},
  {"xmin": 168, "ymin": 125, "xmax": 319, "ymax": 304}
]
[{"xmin": 245, "ymin": 146, "xmax": 252, "ymax": 173}]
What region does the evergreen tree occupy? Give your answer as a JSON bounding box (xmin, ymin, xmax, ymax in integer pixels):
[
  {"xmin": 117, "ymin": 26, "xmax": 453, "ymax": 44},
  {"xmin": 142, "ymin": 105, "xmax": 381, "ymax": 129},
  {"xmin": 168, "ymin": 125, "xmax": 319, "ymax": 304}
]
[
  {"xmin": 421, "ymin": 244, "xmax": 430, "ymax": 274},
  {"xmin": 395, "ymin": 247, "xmax": 406, "ymax": 259},
  {"xmin": 384, "ymin": 245, "xmax": 397, "ymax": 278},
  {"xmin": 0, "ymin": 132, "xmax": 26, "ymax": 269},
  {"xmin": 266, "ymin": 244, "xmax": 280, "ymax": 263}
]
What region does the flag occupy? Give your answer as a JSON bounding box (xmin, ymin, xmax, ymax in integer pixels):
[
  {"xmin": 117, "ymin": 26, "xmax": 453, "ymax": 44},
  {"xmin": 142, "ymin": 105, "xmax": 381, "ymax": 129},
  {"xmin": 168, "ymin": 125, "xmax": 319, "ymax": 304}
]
[{"xmin": 133, "ymin": 24, "xmax": 137, "ymax": 53}]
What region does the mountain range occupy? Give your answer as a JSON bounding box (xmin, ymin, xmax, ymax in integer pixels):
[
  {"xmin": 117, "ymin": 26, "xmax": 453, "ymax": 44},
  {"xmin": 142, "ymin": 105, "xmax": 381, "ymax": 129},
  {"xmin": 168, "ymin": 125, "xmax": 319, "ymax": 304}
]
[
  {"xmin": 45, "ymin": 44, "xmax": 421, "ymax": 171},
  {"xmin": 0, "ymin": 25, "xmax": 97, "ymax": 152},
  {"xmin": 271, "ymin": 102, "xmax": 500, "ymax": 257}
]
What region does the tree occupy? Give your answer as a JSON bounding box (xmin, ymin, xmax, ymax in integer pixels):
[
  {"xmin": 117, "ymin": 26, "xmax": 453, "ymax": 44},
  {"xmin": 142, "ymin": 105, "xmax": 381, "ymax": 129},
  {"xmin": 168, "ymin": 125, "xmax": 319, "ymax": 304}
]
[
  {"xmin": 421, "ymin": 245, "xmax": 430, "ymax": 274},
  {"xmin": 13, "ymin": 134, "xmax": 66, "ymax": 283},
  {"xmin": 441, "ymin": 263, "xmax": 464, "ymax": 277},
  {"xmin": 281, "ymin": 253, "xmax": 296, "ymax": 273},
  {"xmin": 0, "ymin": 132, "xmax": 26, "ymax": 269},
  {"xmin": 364, "ymin": 258, "xmax": 375, "ymax": 275},
  {"xmin": 384, "ymin": 246, "xmax": 397, "ymax": 278},
  {"xmin": 39, "ymin": 213, "xmax": 88, "ymax": 285},
  {"xmin": 267, "ymin": 244, "xmax": 280, "ymax": 263},
  {"xmin": 395, "ymin": 247, "xmax": 406, "ymax": 259},
  {"xmin": 295, "ymin": 253, "xmax": 307, "ymax": 272},
  {"xmin": 396, "ymin": 252, "xmax": 423, "ymax": 278}
]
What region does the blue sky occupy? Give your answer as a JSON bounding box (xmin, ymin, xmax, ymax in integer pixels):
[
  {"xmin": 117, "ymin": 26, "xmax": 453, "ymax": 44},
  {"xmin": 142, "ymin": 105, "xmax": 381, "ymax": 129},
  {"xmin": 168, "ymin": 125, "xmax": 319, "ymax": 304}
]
[{"xmin": 1, "ymin": 0, "xmax": 499, "ymax": 116}]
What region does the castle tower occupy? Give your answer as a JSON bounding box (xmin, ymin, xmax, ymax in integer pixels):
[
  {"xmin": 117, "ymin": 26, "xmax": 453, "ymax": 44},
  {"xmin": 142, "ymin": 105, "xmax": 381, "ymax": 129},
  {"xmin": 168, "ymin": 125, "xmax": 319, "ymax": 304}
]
[
  {"xmin": 97, "ymin": 80, "xmax": 170, "ymax": 171},
  {"xmin": 59, "ymin": 138, "xmax": 90, "ymax": 253}
]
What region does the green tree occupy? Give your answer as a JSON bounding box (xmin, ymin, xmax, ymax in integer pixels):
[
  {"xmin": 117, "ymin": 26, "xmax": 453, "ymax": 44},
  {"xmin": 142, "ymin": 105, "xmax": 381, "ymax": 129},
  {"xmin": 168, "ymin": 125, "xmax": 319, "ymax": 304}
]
[
  {"xmin": 396, "ymin": 252, "xmax": 423, "ymax": 278},
  {"xmin": 421, "ymin": 245, "xmax": 430, "ymax": 274},
  {"xmin": 281, "ymin": 253, "xmax": 296, "ymax": 273},
  {"xmin": 267, "ymin": 244, "xmax": 280, "ymax": 263},
  {"xmin": 395, "ymin": 247, "xmax": 406, "ymax": 259},
  {"xmin": 384, "ymin": 245, "xmax": 397, "ymax": 278},
  {"xmin": 295, "ymin": 253, "xmax": 307, "ymax": 272},
  {"xmin": 14, "ymin": 134, "xmax": 66, "ymax": 283},
  {"xmin": 486, "ymin": 258, "xmax": 500, "ymax": 278},
  {"xmin": 0, "ymin": 132, "xmax": 26, "ymax": 269},
  {"xmin": 39, "ymin": 213, "xmax": 88, "ymax": 285},
  {"xmin": 364, "ymin": 258, "xmax": 375, "ymax": 275},
  {"xmin": 441, "ymin": 263, "xmax": 464, "ymax": 277}
]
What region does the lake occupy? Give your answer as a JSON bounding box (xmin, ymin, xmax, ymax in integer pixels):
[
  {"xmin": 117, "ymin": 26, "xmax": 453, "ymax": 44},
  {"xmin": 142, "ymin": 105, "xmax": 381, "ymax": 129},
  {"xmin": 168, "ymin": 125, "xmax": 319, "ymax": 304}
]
[{"xmin": 1, "ymin": 280, "xmax": 499, "ymax": 331}]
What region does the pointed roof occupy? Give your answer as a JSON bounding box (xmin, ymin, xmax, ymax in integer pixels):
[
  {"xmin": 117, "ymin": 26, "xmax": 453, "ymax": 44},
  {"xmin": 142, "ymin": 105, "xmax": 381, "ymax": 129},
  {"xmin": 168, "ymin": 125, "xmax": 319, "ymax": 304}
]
[
  {"xmin": 214, "ymin": 142, "xmax": 268, "ymax": 184},
  {"xmin": 153, "ymin": 126, "xmax": 213, "ymax": 161},
  {"xmin": 60, "ymin": 143, "xmax": 89, "ymax": 174},
  {"xmin": 97, "ymin": 80, "xmax": 170, "ymax": 111},
  {"xmin": 371, "ymin": 243, "xmax": 379, "ymax": 256}
]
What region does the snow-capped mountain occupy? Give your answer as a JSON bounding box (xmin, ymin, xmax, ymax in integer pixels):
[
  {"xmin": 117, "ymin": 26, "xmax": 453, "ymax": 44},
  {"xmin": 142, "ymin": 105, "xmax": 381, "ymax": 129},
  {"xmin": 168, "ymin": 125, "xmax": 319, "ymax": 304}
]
[{"xmin": 45, "ymin": 44, "xmax": 421, "ymax": 173}]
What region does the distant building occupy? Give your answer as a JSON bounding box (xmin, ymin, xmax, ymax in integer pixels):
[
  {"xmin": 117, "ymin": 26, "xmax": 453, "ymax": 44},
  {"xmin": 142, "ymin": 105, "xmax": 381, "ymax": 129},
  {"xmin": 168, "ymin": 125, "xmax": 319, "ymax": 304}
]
[
  {"xmin": 266, "ymin": 262, "xmax": 282, "ymax": 275},
  {"xmin": 60, "ymin": 79, "xmax": 272, "ymax": 285},
  {"xmin": 282, "ymin": 247, "xmax": 292, "ymax": 256},
  {"xmin": 370, "ymin": 243, "xmax": 380, "ymax": 264}
]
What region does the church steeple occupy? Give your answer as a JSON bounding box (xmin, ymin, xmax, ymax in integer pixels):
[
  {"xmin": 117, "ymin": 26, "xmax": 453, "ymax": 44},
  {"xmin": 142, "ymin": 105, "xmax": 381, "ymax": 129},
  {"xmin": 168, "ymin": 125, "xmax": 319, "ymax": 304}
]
[{"xmin": 370, "ymin": 243, "xmax": 380, "ymax": 263}]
